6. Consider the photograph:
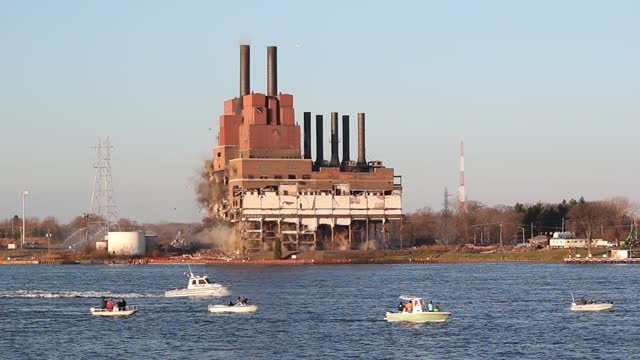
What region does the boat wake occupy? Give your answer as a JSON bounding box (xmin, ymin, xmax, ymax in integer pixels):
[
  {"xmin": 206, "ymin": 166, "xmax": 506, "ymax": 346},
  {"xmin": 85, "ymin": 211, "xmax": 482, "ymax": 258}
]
[{"xmin": 0, "ymin": 290, "xmax": 161, "ymax": 298}]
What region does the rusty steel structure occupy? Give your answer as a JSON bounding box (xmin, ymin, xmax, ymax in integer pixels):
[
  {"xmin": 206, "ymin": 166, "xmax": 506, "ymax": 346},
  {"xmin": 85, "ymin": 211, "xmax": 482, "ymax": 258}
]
[{"xmin": 208, "ymin": 45, "xmax": 403, "ymax": 254}]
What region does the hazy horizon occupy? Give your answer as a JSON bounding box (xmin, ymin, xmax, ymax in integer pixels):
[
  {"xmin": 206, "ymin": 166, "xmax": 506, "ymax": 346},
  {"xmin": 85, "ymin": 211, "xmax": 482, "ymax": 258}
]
[{"xmin": 1, "ymin": 1, "xmax": 638, "ymax": 223}]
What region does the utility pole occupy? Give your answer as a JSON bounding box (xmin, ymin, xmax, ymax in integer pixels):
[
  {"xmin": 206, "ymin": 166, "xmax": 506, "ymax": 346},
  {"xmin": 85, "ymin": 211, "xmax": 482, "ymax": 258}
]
[
  {"xmin": 530, "ymin": 222, "xmax": 534, "ymax": 241},
  {"xmin": 442, "ymin": 187, "xmax": 453, "ymax": 245},
  {"xmin": 499, "ymin": 223, "xmax": 503, "ymax": 247},
  {"xmin": 21, "ymin": 190, "xmax": 28, "ymax": 248},
  {"xmin": 46, "ymin": 230, "xmax": 51, "ymax": 254}
]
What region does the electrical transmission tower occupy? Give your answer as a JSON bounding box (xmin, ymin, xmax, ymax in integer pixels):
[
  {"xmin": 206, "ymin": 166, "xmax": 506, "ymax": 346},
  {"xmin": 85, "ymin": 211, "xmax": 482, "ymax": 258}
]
[
  {"xmin": 442, "ymin": 187, "xmax": 453, "ymax": 245},
  {"xmin": 89, "ymin": 137, "xmax": 118, "ymax": 237}
]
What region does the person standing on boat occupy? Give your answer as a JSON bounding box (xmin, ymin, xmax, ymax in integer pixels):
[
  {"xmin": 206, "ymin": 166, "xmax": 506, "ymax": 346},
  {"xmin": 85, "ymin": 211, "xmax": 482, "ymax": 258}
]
[
  {"xmin": 100, "ymin": 297, "xmax": 107, "ymax": 309},
  {"xmin": 405, "ymin": 300, "xmax": 413, "ymax": 313},
  {"xmin": 397, "ymin": 302, "xmax": 405, "ymax": 313},
  {"xmin": 120, "ymin": 298, "xmax": 127, "ymax": 310},
  {"xmin": 427, "ymin": 300, "xmax": 434, "ymax": 312},
  {"xmin": 107, "ymin": 298, "xmax": 115, "ymax": 311}
]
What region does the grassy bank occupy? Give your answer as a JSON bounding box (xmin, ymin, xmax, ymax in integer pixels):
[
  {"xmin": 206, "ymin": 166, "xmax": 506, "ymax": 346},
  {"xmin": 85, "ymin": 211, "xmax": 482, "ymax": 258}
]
[
  {"xmin": 0, "ymin": 245, "xmax": 614, "ymax": 264},
  {"xmin": 250, "ymin": 246, "xmax": 611, "ymax": 263}
]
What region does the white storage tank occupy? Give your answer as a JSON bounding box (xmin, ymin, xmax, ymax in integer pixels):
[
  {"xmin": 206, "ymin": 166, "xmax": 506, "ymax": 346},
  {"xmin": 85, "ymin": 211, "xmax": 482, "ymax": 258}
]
[{"xmin": 107, "ymin": 231, "xmax": 146, "ymax": 256}]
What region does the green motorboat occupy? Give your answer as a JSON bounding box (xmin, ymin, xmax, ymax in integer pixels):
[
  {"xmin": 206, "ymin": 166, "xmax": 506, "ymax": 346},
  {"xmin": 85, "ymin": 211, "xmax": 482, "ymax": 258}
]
[{"xmin": 384, "ymin": 295, "xmax": 450, "ymax": 323}]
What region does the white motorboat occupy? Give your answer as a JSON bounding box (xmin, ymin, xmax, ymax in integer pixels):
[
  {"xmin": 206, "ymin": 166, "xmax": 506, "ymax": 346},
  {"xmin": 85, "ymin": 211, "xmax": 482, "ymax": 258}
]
[
  {"xmin": 571, "ymin": 293, "xmax": 614, "ymax": 311},
  {"xmin": 385, "ymin": 295, "xmax": 451, "ymax": 323},
  {"xmin": 208, "ymin": 304, "xmax": 258, "ymax": 313},
  {"xmin": 571, "ymin": 303, "xmax": 614, "ymax": 311},
  {"xmin": 165, "ymin": 271, "xmax": 229, "ymax": 298},
  {"xmin": 90, "ymin": 305, "xmax": 138, "ymax": 316}
]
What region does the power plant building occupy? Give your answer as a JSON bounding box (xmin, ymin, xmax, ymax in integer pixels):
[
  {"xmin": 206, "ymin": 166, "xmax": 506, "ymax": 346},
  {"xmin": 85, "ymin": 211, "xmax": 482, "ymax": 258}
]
[{"xmin": 208, "ymin": 45, "xmax": 402, "ymax": 254}]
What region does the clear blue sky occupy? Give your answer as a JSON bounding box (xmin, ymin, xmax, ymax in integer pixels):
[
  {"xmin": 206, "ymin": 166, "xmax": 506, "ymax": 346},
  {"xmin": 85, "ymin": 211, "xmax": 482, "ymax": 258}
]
[{"xmin": 1, "ymin": 1, "xmax": 638, "ymax": 223}]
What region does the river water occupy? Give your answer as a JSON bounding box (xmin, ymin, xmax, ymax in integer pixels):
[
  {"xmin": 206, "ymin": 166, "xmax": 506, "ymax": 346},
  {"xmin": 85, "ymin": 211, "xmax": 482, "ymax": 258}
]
[{"xmin": 0, "ymin": 263, "xmax": 637, "ymax": 359}]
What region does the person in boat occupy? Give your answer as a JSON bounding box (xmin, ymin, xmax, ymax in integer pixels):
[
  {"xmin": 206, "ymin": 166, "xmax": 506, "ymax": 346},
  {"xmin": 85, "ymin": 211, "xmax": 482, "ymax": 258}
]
[
  {"xmin": 236, "ymin": 297, "xmax": 243, "ymax": 306},
  {"xmin": 107, "ymin": 298, "xmax": 115, "ymax": 311},
  {"xmin": 405, "ymin": 300, "xmax": 413, "ymax": 313},
  {"xmin": 434, "ymin": 304, "xmax": 440, "ymax": 312},
  {"xmin": 228, "ymin": 300, "xmax": 234, "ymax": 306},
  {"xmin": 427, "ymin": 300, "xmax": 434, "ymax": 312},
  {"xmin": 99, "ymin": 297, "xmax": 107, "ymax": 309},
  {"xmin": 397, "ymin": 301, "xmax": 405, "ymax": 313},
  {"xmin": 119, "ymin": 298, "xmax": 126, "ymax": 310},
  {"xmin": 579, "ymin": 297, "xmax": 587, "ymax": 305},
  {"xmin": 242, "ymin": 297, "xmax": 248, "ymax": 305}
]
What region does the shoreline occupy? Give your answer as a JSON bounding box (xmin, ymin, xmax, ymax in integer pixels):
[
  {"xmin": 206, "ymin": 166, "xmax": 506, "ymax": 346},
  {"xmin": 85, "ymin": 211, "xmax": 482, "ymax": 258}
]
[
  {"xmin": 2, "ymin": 246, "xmax": 635, "ymax": 265},
  {"xmin": 3, "ymin": 257, "xmax": 632, "ymax": 265}
]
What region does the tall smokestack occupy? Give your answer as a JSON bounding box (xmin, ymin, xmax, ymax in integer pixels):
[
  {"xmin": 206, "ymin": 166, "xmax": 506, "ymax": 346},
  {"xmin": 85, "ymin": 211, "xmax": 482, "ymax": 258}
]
[
  {"xmin": 357, "ymin": 112, "xmax": 366, "ymax": 167},
  {"xmin": 267, "ymin": 46, "xmax": 277, "ymax": 96},
  {"xmin": 303, "ymin": 112, "xmax": 312, "ymax": 159},
  {"xmin": 240, "ymin": 45, "xmax": 250, "ymax": 97},
  {"xmin": 330, "ymin": 112, "xmax": 340, "ymax": 166},
  {"xmin": 314, "ymin": 115, "xmax": 324, "ymax": 168},
  {"xmin": 235, "ymin": 44, "xmax": 250, "ymax": 114},
  {"xmin": 342, "ymin": 115, "xmax": 350, "ymax": 163}
]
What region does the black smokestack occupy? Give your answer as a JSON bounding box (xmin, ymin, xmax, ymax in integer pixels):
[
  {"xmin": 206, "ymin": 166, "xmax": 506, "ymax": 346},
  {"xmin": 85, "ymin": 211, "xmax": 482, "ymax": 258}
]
[
  {"xmin": 315, "ymin": 115, "xmax": 324, "ymax": 168},
  {"xmin": 342, "ymin": 115, "xmax": 350, "ymax": 163},
  {"xmin": 267, "ymin": 46, "xmax": 277, "ymax": 96},
  {"xmin": 330, "ymin": 112, "xmax": 340, "ymax": 166},
  {"xmin": 357, "ymin": 112, "xmax": 366, "ymax": 167},
  {"xmin": 303, "ymin": 112, "xmax": 312, "ymax": 159}
]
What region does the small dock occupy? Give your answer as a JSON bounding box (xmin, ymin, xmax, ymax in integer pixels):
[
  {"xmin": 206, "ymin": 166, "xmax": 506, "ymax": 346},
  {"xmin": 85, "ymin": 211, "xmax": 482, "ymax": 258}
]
[{"xmin": 564, "ymin": 257, "xmax": 640, "ymax": 264}]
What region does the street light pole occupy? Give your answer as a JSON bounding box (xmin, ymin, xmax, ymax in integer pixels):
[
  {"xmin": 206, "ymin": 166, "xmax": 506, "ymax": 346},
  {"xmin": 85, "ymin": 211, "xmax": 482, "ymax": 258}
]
[
  {"xmin": 21, "ymin": 190, "xmax": 29, "ymax": 248},
  {"xmin": 499, "ymin": 223, "xmax": 503, "ymax": 247},
  {"xmin": 46, "ymin": 230, "xmax": 51, "ymax": 254}
]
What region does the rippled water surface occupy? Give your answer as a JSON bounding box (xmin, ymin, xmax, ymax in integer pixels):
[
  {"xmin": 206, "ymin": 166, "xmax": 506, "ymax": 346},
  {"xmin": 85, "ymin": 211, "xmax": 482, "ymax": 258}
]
[{"xmin": 1, "ymin": 263, "xmax": 638, "ymax": 359}]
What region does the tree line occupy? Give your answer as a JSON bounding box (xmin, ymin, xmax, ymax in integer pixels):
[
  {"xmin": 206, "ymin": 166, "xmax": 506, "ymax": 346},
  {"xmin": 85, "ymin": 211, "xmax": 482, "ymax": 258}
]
[
  {"xmin": 402, "ymin": 196, "xmax": 637, "ymax": 247},
  {"xmin": 0, "ymin": 214, "xmax": 201, "ymax": 247}
]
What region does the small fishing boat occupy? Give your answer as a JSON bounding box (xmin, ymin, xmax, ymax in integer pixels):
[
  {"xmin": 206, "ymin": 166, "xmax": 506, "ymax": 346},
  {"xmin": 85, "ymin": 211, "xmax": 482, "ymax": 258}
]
[
  {"xmin": 165, "ymin": 271, "xmax": 229, "ymax": 298},
  {"xmin": 90, "ymin": 305, "xmax": 138, "ymax": 316},
  {"xmin": 384, "ymin": 295, "xmax": 450, "ymax": 323},
  {"xmin": 571, "ymin": 293, "xmax": 613, "ymax": 311},
  {"xmin": 208, "ymin": 304, "xmax": 258, "ymax": 313}
]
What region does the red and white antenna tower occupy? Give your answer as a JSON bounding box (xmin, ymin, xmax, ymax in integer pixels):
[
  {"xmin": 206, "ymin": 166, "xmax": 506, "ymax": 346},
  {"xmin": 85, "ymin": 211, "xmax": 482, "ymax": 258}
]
[{"xmin": 459, "ymin": 141, "xmax": 465, "ymax": 214}]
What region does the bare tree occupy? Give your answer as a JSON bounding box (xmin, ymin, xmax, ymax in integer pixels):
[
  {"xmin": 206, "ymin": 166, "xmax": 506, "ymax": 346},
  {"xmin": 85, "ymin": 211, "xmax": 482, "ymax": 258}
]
[{"xmin": 568, "ymin": 200, "xmax": 616, "ymax": 257}]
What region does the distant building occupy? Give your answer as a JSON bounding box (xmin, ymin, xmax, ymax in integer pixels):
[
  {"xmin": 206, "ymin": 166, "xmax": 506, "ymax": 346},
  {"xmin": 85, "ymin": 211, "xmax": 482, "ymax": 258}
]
[
  {"xmin": 550, "ymin": 238, "xmax": 615, "ymax": 248},
  {"xmin": 529, "ymin": 235, "xmax": 550, "ymax": 247}
]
